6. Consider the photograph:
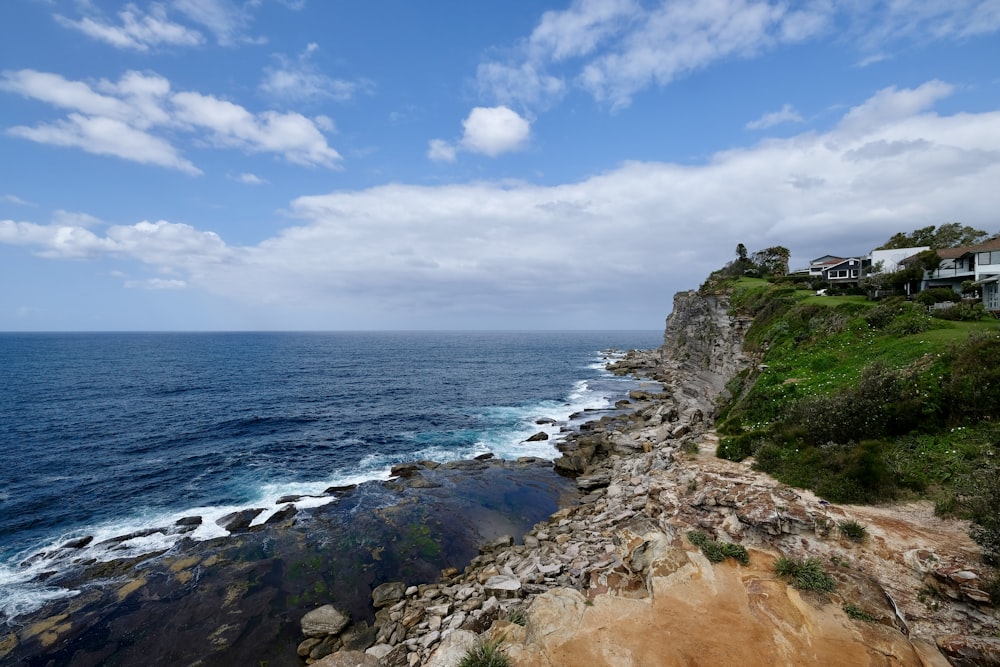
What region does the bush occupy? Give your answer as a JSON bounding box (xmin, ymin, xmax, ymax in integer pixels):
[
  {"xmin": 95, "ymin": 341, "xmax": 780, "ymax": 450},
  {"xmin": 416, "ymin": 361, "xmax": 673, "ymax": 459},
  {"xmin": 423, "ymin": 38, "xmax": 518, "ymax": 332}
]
[
  {"xmin": 687, "ymin": 530, "xmax": 750, "ymax": 565},
  {"xmin": 917, "ymin": 288, "xmax": 961, "ymax": 305},
  {"xmin": 458, "ymin": 640, "xmax": 511, "ymax": 667},
  {"xmin": 945, "ymin": 333, "xmax": 1000, "ymax": 423},
  {"xmin": 961, "ymin": 464, "xmax": 1000, "ymax": 565},
  {"xmin": 838, "ymin": 520, "xmax": 868, "ymax": 542},
  {"xmin": 933, "ymin": 303, "xmax": 988, "ymax": 321},
  {"xmin": 774, "ymin": 556, "xmax": 837, "ymax": 592}
]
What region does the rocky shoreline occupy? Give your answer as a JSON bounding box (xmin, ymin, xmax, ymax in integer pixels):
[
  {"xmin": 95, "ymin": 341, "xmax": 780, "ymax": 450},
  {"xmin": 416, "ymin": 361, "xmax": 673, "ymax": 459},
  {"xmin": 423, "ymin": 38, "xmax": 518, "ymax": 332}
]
[{"xmin": 303, "ymin": 290, "xmax": 1000, "ymax": 666}]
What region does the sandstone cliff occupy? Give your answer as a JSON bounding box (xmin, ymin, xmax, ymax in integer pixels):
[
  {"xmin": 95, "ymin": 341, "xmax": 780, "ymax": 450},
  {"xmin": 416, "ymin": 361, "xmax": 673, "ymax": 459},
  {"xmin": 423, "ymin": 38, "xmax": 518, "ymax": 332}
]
[{"xmin": 307, "ymin": 290, "xmax": 1000, "ymax": 667}]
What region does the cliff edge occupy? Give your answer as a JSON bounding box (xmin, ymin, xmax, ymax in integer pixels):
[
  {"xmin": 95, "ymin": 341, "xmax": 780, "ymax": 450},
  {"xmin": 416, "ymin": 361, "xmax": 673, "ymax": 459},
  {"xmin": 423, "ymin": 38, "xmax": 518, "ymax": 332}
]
[{"xmin": 306, "ymin": 290, "xmax": 1000, "ymax": 667}]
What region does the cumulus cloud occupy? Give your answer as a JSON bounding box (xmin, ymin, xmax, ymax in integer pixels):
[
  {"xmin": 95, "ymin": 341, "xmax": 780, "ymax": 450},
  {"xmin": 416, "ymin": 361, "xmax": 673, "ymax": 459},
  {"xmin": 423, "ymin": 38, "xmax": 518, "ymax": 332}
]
[
  {"xmin": 460, "ymin": 106, "xmax": 531, "ymax": 156},
  {"xmin": 428, "ymin": 106, "xmax": 531, "ymax": 162},
  {"xmin": 54, "ymin": 3, "xmax": 204, "ymax": 51},
  {"xmin": 0, "ymin": 68, "xmax": 341, "ymax": 172},
  {"xmin": 3, "ymin": 82, "xmax": 999, "ymax": 326},
  {"xmin": 746, "ymin": 103, "xmax": 804, "ymax": 130}
]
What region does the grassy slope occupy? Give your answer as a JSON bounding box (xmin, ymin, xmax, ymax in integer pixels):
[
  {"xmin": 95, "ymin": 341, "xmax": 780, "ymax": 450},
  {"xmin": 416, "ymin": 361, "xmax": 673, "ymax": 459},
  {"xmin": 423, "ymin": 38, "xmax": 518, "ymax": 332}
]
[{"xmin": 713, "ymin": 278, "xmax": 1000, "ymax": 513}]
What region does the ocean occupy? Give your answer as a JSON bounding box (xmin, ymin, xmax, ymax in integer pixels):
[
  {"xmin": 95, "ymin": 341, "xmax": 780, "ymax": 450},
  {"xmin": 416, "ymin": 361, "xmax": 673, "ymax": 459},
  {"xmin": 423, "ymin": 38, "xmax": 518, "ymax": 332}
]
[{"xmin": 0, "ymin": 330, "xmax": 661, "ymax": 623}]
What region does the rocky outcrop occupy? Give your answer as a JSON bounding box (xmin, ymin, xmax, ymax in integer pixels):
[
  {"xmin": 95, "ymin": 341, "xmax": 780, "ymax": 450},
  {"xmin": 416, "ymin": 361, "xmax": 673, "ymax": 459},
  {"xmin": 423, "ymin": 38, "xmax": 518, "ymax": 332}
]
[{"xmin": 305, "ymin": 290, "xmax": 997, "ymax": 666}]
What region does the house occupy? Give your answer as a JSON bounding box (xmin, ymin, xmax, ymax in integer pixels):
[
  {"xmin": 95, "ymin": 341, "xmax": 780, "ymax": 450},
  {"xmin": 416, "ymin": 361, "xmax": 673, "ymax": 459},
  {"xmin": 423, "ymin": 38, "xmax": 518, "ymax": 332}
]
[
  {"xmin": 915, "ymin": 238, "xmax": 1000, "ymax": 312},
  {"xmin": 807, "ymin": 255, "xmax": 845, "ymax": 279}
]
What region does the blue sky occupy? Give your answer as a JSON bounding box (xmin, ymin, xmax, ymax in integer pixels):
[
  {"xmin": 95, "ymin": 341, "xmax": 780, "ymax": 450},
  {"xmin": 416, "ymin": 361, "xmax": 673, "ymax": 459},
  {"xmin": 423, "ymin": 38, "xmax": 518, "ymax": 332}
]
[{"xmin": 1, "ymin": 0, "xmax": 999, "ymax": 330}]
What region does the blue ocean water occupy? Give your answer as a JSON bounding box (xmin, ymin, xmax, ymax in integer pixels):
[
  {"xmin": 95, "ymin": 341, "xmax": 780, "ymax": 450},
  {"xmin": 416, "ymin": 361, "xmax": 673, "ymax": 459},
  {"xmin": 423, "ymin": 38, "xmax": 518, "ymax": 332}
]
[{"xmin": 0, "ymin": 330, "xmax": 661, "ymax": 619}]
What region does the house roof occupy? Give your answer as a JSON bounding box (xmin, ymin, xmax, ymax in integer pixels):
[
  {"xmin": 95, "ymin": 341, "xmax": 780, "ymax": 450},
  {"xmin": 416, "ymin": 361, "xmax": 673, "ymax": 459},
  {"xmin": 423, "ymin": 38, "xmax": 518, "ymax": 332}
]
[
  {"xmin": 809, "ymin": 255, "xmax": 845, "ymax": 265},
  {"xmin": 936, "ymin": 237, "xmax": 1000, "ymax": 258}
]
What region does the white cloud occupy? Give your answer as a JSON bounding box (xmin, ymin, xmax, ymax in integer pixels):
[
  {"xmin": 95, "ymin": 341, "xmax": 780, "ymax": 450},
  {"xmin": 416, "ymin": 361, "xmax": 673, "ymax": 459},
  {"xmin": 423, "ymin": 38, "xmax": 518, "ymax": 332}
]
[
  {"xmin": 746, "ymin": 103, "xmax": 804, "ymax": 130},
  {"xmin": 235, "ymin": 172, "xmax": 267, "ymax": 185},
  {"xmin": 125, "ymin": 278, "xmax": 188, "ymax": 289},
  {"xmin": 54, "ymin": 3, "xmax": 204, "ymax": 51},
  {"xmin": 0, "ymin": 68, "xmax": 341, "ymax": 171},
  {"xmin": 3, "ymin": 83, "xmax": 999, "ymax": 326},
  {"xmin": 837, "ymin": 80, "xmax": 954, "ymax": 136},
  {"xmin": 427, "ymin": 138, "xmax": 457, "ymax": 163},
  {"xmin": 2, "ymin": 194, "xmax": 36, "ymax": 207},
  {"xmin": 475, "ymin": 0, "xmax": 999, "ymax": 113},
  {"xmin": 460, "ymin": 106, "xmax": 531, "ymax": 156},
  {"xmin": 8, "ymin": 113, "xmax": 202, "ymax": 174},
  {"xmin": 171, "ymin": 0, "xmax": 258, "ymax": 46},
  {"xmin": 260, "ymin": 44, "xmax": 373, "ymax": 104}
]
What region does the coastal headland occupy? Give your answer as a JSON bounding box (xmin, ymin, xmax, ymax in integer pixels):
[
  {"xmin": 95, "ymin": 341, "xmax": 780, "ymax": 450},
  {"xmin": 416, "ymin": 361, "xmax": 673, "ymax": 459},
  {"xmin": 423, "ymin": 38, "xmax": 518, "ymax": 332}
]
[{"xmin": 4, "ymin": 287, "xmax": 1000, "ymax": 666}]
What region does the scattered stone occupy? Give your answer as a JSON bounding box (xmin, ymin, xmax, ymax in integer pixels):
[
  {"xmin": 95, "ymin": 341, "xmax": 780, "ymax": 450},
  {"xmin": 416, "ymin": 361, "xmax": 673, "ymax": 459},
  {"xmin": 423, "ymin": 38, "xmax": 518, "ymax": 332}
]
[
  {"xmin": 372, "ymin": 581, "xmax": 407, "ymax": 608},
  {"xmin": 301, "ymin": 605, "xmax": 351, "ymax": 638},
  {"xmin": 526, "ymin": 431, "xmax": 549, "ymax": 442}
]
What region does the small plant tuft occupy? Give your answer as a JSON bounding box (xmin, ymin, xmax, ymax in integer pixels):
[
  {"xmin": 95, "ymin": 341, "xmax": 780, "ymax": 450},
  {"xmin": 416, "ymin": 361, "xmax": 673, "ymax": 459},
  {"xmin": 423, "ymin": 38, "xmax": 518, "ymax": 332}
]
[
  {"xmin": 774, "ymin": 556, "xmax": 837, "ymax": 592},
  {"xmin": 687, "ymin": 530, "xmax": 750, "ymax": 565},
  {"xmin": 505, "ymin": 607, "xmax": 527, "ymax": 626},
  {"xmin": 842, "ymin": 603, "xmax": 878, "ymax": 622},
  {"xmin": 838, "ymin": 520, "xmax": 868, "ymax": 542},
  {"xmin": 458, "ymin": 640, "xmax": 511, "ymax": 667}
]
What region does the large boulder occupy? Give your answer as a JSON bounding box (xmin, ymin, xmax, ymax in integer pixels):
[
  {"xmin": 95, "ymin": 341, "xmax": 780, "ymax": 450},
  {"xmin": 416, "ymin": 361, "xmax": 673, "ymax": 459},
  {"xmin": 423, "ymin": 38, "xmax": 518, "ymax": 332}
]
[
  {"xmin": 312, "ymin": 650, "xmax": 381, "ymax": 667},
  {"xmin": 371, "ymin": 581, "xmax": 407, "ymax": 608},
  {"xmin": 424, "ymin": 629, "xmax": 478, "ymax": 667},
  {"xmin": 301, "ymin": 605, "xmax": 351, "ymax": 638}
]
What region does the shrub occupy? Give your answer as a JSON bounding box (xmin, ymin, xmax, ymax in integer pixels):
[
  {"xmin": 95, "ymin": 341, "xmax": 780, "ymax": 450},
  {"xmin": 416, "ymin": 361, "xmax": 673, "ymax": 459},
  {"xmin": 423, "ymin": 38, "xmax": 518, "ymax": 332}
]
[
  {"xmin": 842, "ymin": 603, "xmax": 878, "ymax": 622},
  {"xmin": 933, "ymin": 303, "xmax": 988, "ymax": 321},
  {"xmin": 687, "ymin": 530, "xmax": 750, "ymax": 565},
  {"xmin": 774, "ymin": 556, "xmax": 837, "ymax": 592},
  {"xmin": 962, "ymin": 464, "xmax": 1000, "ymax": 565},
  {"xmin": 945, "ymin": 333, "xmax": 1000, "ymax": 423},
  {"xmin": 458, "ymin": 640, "xmax": 511, "ymax": 667},
  {"xmin": 838, "ymin": 520, "xmax": 868, "ymax": 542},
  {"xmin": 917, "ymin": 288, "xmax": 961, "ymax": 305}
]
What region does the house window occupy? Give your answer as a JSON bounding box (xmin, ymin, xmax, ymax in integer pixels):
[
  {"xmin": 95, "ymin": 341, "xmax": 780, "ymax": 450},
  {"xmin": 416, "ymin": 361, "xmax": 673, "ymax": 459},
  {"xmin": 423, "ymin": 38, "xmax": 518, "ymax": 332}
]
[{"xmin": 851, "ymin": 269, "xmax": 858, "ymax": 277}]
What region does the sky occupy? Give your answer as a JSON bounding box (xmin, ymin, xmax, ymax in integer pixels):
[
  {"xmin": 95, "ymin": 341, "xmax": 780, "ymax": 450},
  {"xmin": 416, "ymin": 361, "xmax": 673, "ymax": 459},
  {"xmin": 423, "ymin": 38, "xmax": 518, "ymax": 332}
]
[{"xmin": 1, "ymin": 1, "xmax": 999, "ymax": 331}]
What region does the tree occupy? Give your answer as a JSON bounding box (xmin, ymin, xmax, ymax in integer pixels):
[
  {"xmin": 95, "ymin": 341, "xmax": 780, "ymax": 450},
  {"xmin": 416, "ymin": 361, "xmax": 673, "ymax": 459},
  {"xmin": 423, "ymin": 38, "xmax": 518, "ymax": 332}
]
[
  {"xmin": 876, "ymin": 223, "xmax": 989, "ymax": 250},
  {"xmin": 750, "ymin": 246, "xmax": 790, "ymax": 277},
  {"xmin": 736, "ymin": 243, "xmax": 748, "ymax": 262}
]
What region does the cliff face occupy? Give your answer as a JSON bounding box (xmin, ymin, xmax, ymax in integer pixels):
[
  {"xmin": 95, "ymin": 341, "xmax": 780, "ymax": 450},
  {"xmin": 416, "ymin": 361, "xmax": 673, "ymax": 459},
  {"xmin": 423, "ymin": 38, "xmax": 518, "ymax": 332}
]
[{"xmin": 657, "ymin": 290, "xmax": 755, "ymax": 416}]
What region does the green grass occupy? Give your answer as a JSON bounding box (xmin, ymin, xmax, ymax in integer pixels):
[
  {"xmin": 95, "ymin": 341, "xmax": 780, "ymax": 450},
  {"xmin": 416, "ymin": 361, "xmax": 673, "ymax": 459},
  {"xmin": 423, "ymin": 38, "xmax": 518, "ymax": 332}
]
[
  {"xmin": 458, "ymin": 640, "xmax": 511, "ymax": 667},
  {"xmin": 715, "ymin": 279, "xmax": 1000, "ymax": 505},
  {"xmin": 687, "ymin": 530, "xmax": 750, "ymax": 566},
  {"xmin": 838, "ymin": 520, "xmax": 868, "ymax": 542},
  {"xmin": 842, "ymin": 603, "xmax": 878, "ymax": 622},
  {"xmin": 774, "ymin": 556, "xmax": 837, "ymax": 592}
]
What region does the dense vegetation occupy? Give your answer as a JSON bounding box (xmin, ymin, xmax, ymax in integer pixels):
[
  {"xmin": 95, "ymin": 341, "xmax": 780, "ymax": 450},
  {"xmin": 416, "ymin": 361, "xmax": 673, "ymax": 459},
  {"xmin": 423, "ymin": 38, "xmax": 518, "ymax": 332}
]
[{"xmin": 706, "ymin": 271, "xmax": 1000, "ymax": 565}]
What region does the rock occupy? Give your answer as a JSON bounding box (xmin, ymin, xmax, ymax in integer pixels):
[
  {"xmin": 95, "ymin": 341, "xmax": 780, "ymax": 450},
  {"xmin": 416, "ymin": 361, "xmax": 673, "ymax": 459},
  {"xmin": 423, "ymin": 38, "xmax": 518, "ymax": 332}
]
[
  {"xmin": 524, "ymin": 588, "xmax": 587, "ymax": 647},
  {"xmin": 372, "ymin": 581, "xmax": 407, "ymax": 608},
  {"xmin": 484, "ymin": 575, "xmax": 522, "ymax": 599},
  {"xmin": 215, "ymin": 508, "xmax": 264, "ymax": 533},
  {"xmin": 474, "ymin": 452, "xmax": 495, "ymax": 461},
  {"xmin": 936, "ymin": 634, "xmax": 1000, "ymax": 667},
  {"xmin": 312, "ymin": 649, "xmax": 382, "ymax": 667},
  {"xmin": 424, "ymin": 629, "xmax": 478, "ymax": 667},
  {"xmin": 301, "ymin": 605, "xmax": 351, "ymax": 638},
  {"xmin": 366, "ymin": 644, "xmax": 393, "ymax": 660},
  {"xmin": 535, "ymin": 418, "xmax": 557, "ymax": 425},
  {"xmin": 340, "ymin": 621, "xmax": 376, "ymax": 652},
  {"xmin": 60, "ymin": 536, "xmax": 94, "ymax": 549},
  {"xmin": 525, "ymin": 431, "xmax": 549, "ymax": 442},
  {"xmin": 298, "ymin": 637, "xmax": 323, "ymax": 657},
  {"xmin": 264, "ymin": 504, "xmax": 298, "ymax": 525},
  {"xmin": 323, "ymin": 484, "xmax": 358, "ymax": 495},
  {"xmin": 480, "ymin": 535, "xmax": 514, "ymax": 553},
  {"xmin": 174, "ymin": 516, "xmax": 202, "ymax": 527}
]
